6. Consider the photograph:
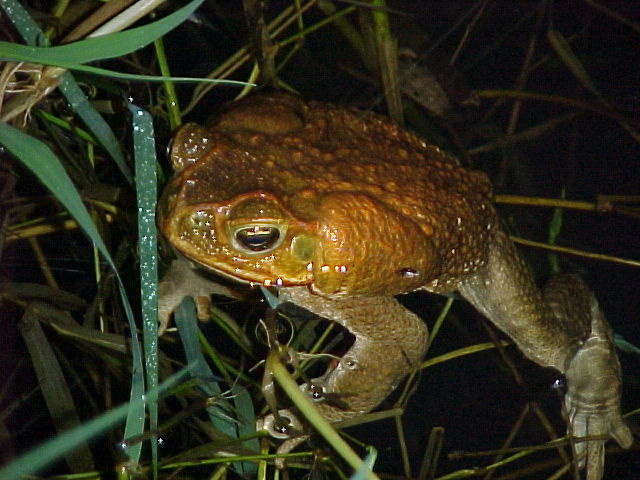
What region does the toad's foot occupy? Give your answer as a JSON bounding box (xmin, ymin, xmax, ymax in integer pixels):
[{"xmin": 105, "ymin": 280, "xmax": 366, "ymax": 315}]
[
  {"xmin": 279, "ymin": 287, "xmax": 429, "ymax": 423},
  {"xmin": 553, "ymin": 274, "xmax": 633, "ymax": 479},
  {"xmin": 157, "ymin": 257, "xmax": 239, "ymax": 334},
  {"xmin": 256, "ymin": 288, "xmax": 429, "ymax": 467},
  {"xmin": 564, "ymin": 330, "xmax": 633, "ymax": 480},
  {"xmin": 257, "ymin": 409, "xmax": 308, "ymax": 469}
]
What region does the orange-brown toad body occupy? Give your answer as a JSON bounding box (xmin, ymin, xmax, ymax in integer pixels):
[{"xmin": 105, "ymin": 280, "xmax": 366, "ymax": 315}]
[{"xmin": 158, "ymin": 93, "xmax": 631, "ymax": 478}]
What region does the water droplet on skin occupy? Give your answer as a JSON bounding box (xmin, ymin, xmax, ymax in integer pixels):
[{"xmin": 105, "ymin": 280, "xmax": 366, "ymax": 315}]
[
  {"xmin": 307, "ymin": 383, "xmax": 324, "ymax": 400},
  {"xmin": 342, "ymin": 357, "xmax": 357, "ymax": 369},
  {"xmin": 399, "ymin": 267, "xmax": 420, "ymax": 278},
  {"xmin": 273, "ymin": 416, "xmax": 293, "ymax": 436},
  {"xmin": 551, "ymin": 376, "xmax": 566, "ymax": 393}
]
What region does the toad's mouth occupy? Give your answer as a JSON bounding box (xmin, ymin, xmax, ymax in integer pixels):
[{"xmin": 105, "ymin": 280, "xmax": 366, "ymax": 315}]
[
  {"xmin": 182, "ymin": 254, "xmax": 267, "ymax": 285},
  {"xmin": 183, "ymin": 253, "xmax": 291, "ymax": 288}
]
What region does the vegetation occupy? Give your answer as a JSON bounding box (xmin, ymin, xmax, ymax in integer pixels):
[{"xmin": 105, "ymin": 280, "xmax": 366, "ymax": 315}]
[{"xmin": 0, "ymin": 1, "xmax": 638, "ymax": 478}]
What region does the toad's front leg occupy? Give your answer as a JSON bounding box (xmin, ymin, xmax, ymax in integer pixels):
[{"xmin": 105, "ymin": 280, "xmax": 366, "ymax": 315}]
[{"xmin": 262, "ymin": 287, "xmax": 428, "ymax": 429}]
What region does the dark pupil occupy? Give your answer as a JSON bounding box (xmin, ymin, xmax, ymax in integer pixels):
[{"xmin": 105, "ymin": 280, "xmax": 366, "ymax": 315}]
[{"xmin": 235, "ymin": 226, "xmax": 280, "ymax": 251}]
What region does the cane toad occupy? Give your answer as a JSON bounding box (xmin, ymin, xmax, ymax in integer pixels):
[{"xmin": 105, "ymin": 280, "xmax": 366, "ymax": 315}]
[{"xmin": 157, "ymin": 92, "xmax": 632, "ymax": 478}]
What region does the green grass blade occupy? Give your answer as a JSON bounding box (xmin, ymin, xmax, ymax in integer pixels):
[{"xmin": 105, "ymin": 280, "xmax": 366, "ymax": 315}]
[
  {"xmin": 130, "ymin": 103, "xmax": 159, "ymax": 477},
  {"xmin": 174, "ymin": 299, "xmax": 237, "ymax": 436},
  {"xmin": 351, "ymin": 450, "xmax": 378, "ymax": 479},
  {"xmin": 154, "ymin": 37, "xmax": 182, "ymax": 129},
  {"xmin": 614, "ymin": 334, "xmax": 640, "ymax": 354},
  {"xmin": 0, "ymin": 0, "xmax": 205, "ymax": 63},
  {"xmin": 0, "ymin": 0, "xmax": 43, "ymax": 45},
  {"xmin": 174, "ymin": 299, "xmax": 256, "ymax": 475},
  {"xmin": 547, "ymin": 29, "xmax": 601, "ymax": 97},
  {"xmin": 0, "ymin": 39, "xmax": 252, "ymax": 86},
  {"xmin": 231, "ymin": 385, "xmax": 258, "ymax": 461},
  {"xmin": 36, "ymin": 110, "xmax": 97, "ymax": 144}
]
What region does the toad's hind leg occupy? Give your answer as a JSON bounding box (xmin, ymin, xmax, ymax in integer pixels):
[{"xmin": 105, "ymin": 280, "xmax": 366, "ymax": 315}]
[
  {"xmin": 458, "ymin": 229, "xmax": 631, "ymax": 480},
  {"xmin": 544, "ymin": 274, "xmax": 632, "ymax": 479},
  {"xmin": 274, "ymin": 287, "xmax": 428, "ymax": 424}
]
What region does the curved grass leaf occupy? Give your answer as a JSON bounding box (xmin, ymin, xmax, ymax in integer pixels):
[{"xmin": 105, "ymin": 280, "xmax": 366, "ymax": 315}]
[
  {"xmin": 231, "ymin": 385, "xmax": 258, "ymax": 464},
  {"xmin": 0, "ymin": 0, "xmax": 240, "ymax": 85},
  {"xmin": 174, "ymin": 299, "xmax": 256, "ymax": 475},
  {"xmin": 0, "ymin": 123, "xmax": 110, "ymax": 257},
  {"xmin": 614, "ymin": 334, "xmax": 640, "ymax": 354},
  {"xmin": 0, "ymin": 0, "xmax": 132, "ymax": 183},
  {"xmin": 0, "ymin": 0, "xmax": 249, "ymax": 86},
  {"xmin": 175, "ymin": 299, "xmax": 236, "ymax": 435},
  {"xmin": 351, "ymin": 449, "xmax": 378, "ymax": 480},
  {"xmin": 0, "ymin": 0, "xmax": 250, "ymax": 185},
  {"xmin": 547, "ymin": 29, "xmax": 601, "ymax": 97},
  {"xmin": 0, "ymin": 123, "xmax": 146, "ymax": 466},
  {"xmin": 0, "ymin": 0, "xmax": 205, "ymax": 63}
]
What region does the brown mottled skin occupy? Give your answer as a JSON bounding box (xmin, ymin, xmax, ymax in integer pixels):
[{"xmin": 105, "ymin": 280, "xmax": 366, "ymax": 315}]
[{"xmin": 158, "ymin": 93, "xmax": 632, "ymax": 478}]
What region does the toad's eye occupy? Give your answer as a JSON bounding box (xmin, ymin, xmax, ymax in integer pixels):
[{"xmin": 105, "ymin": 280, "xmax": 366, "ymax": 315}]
[{"xmin": 232, "ymin": 225, "xmax": 283, "ymax": 253}]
